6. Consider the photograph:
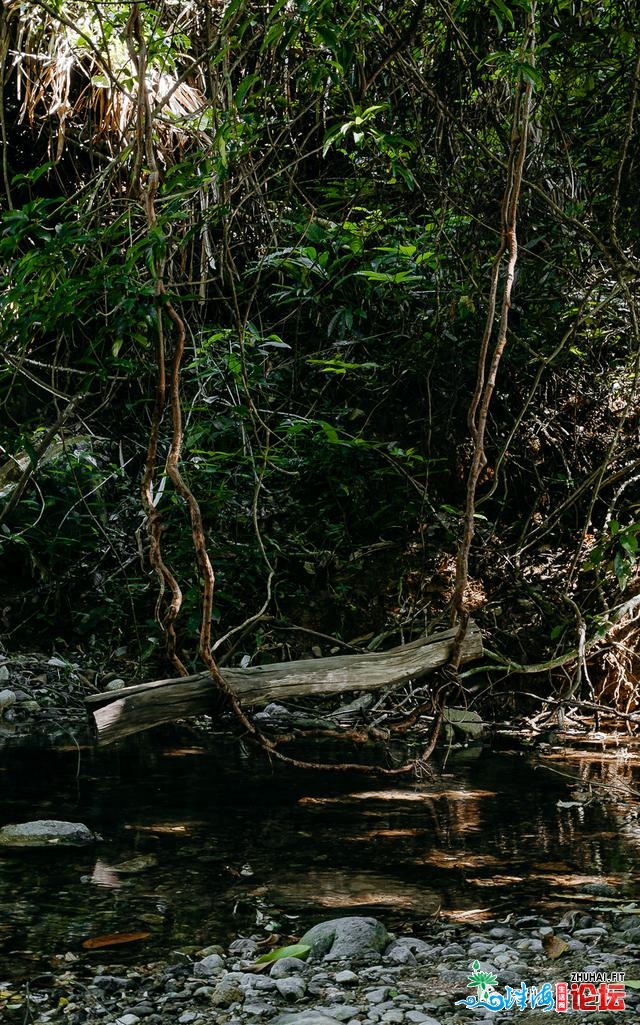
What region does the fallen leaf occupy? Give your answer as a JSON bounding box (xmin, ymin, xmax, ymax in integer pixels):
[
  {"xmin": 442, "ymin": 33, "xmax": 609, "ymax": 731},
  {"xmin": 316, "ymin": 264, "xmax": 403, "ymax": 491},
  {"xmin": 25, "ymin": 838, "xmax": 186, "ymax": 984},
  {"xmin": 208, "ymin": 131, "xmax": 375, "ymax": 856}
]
[
  {"xmin": 254, "ymin": 943, "xmax": 311, "ymax": 965},
  {"xmin": 542, "ymin": 933, "xmax": 568, "ymax": 959},
  {"xmin": 82, "ymin": 931, "xmax": 151, "ymax": 949}
]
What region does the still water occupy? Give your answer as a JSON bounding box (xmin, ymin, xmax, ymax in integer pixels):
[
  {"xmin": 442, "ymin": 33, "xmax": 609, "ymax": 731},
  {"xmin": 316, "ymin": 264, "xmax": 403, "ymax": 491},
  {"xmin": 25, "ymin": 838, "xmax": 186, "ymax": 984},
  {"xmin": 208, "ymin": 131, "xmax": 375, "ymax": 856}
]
[{"xmin": 1, "ymin": 731, "xmax": 639, "ymax": 977}]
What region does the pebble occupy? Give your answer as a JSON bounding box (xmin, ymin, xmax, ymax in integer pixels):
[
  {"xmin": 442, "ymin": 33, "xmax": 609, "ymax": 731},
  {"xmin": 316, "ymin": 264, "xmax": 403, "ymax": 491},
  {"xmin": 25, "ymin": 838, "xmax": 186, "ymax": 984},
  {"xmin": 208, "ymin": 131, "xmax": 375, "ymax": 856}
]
[
  {"xmin": 10, "ymin": 909, "xmax": 640, "ymax": 1025},
  {"xmin": 323, "ymin": 1005, "xmax": 362, "ymax": 1021},
  {"xmin": 365, "ymin": 987, "xmax": 392, "ymax": 1003},
  {"xmin": 380, "ymin": 1010, "xmax": 404, "ymax": 1023},
  {"xmin": 192, "ymin": 953, "xmax": 225, "ymax": 977},
  {"xmin": 0, "ymin": 689, "xmax": 17, "ymax": 716},
  {"xmin": 274, "ymin": 977, "xmax": 306, "ymax": 1001},
  {"xmin": 271, "ymin": 957, "xmax": 308, "ymax": 979},
  {"xmin": 334, "ymin": 970, "xmax": 359, "ymax": 985}
]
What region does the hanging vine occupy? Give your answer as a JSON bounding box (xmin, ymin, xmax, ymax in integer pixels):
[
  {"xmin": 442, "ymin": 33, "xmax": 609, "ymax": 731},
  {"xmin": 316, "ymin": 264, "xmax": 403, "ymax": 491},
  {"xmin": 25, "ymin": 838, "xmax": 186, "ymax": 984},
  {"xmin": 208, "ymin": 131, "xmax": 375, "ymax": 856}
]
[{"xmin": 450, "ymin": 1, "xmax": 537, "ymax": 668}]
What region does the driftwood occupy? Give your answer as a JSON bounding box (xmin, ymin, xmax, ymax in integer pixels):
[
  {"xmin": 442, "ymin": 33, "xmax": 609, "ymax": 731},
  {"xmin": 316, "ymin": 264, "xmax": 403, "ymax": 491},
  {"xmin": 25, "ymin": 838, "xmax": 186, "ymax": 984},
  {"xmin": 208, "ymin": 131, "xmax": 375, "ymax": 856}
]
[{"xmin": 86, "ymin": 622, "xmax": 483, "ymax": 746}]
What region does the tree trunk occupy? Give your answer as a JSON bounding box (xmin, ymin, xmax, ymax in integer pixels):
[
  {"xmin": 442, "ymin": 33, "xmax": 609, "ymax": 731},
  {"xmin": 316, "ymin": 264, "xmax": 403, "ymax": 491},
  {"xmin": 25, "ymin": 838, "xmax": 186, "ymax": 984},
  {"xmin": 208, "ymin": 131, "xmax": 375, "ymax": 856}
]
[{"xmin": 86, "ymin": 622, "xmax": 483, "ymax": 745}]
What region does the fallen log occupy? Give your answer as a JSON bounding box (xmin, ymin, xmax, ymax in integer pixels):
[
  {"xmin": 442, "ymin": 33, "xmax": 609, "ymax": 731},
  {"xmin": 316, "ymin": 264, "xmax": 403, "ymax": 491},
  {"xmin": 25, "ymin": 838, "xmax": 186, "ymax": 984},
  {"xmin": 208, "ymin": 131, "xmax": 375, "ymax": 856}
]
[{"xmin": 86, "ymin": 622, "xmax": 483, "ymax": 746}]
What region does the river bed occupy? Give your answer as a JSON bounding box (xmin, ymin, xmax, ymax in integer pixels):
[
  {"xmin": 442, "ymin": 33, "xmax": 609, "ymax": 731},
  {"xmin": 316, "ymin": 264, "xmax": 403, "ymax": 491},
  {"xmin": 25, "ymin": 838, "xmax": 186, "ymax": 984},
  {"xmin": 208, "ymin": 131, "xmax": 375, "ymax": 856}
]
[{"xmin": 1, "ymin": 731, "xmax": 640, "ymax": 980}]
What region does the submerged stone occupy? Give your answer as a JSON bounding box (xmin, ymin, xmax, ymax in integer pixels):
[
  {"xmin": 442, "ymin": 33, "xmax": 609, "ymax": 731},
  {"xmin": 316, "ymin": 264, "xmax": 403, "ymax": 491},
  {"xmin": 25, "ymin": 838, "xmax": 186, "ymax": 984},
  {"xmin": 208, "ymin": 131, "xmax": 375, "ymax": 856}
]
[{"xmin": 0, "ymin": 819, "xmax": 97, "ymax": 847}]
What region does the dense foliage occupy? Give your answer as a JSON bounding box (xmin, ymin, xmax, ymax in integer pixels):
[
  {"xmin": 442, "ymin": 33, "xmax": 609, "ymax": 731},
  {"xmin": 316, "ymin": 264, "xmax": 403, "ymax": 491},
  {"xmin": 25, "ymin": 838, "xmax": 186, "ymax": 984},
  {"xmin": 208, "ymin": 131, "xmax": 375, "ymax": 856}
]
[{"xmin": 0, "ymin": 0, "xmax": 638, "ymax": 711}]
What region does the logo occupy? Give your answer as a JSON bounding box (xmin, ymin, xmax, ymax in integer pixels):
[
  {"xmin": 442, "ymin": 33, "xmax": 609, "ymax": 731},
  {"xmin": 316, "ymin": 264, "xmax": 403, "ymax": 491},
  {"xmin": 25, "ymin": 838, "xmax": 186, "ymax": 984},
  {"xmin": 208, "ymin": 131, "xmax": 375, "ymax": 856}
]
[{"xmin": 455, "ymin": 961, "xmax": 627, "ymax": 1012}]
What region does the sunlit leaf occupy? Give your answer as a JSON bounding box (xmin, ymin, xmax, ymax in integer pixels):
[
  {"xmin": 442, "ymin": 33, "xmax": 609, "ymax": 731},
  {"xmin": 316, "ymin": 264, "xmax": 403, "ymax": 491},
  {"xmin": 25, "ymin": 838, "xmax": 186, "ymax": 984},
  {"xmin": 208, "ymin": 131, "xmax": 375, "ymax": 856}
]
[{"xmin": 82, "ymin": 931, "xmax": 151, "ymax": 949}]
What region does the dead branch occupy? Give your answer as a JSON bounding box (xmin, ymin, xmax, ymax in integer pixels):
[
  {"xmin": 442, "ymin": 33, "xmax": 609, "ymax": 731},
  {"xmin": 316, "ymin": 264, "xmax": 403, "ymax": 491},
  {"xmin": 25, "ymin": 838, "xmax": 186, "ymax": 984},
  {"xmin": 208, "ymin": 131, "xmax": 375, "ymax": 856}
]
[{"xmin": 86, "ymin": 622, "xmax": 483, "ymax": 748}]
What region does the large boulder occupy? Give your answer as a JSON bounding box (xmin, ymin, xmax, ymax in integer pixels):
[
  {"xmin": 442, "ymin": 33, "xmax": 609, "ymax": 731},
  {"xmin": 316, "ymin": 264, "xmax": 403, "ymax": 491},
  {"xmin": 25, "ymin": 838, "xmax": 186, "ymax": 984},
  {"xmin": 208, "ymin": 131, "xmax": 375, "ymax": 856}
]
[
  {"xmin": 0, "ymin": 819, "xmax": 97, "ymax": 847},
  {"xmin": 300, "ymin": 916, "xmax": 391, "ymax": 962}
]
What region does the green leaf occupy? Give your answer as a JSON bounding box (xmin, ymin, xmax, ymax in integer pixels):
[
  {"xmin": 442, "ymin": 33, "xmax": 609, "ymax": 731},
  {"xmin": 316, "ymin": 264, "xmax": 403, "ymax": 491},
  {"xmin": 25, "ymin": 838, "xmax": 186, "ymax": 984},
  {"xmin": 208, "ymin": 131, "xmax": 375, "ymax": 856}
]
[
  {"xmin": 307, "ymin": 357, "xmax": 377, "ymax": 375},
  {"xmin": 490, "ymin": 0, "xmax": 515, "ymax": 30},
  {"xmin": 254, "ymin": 943, "xmax": 311, "ymax": 965},
  {"xmin": 235, "ymin": 74, "xmax": 260, "ymax": 106}
]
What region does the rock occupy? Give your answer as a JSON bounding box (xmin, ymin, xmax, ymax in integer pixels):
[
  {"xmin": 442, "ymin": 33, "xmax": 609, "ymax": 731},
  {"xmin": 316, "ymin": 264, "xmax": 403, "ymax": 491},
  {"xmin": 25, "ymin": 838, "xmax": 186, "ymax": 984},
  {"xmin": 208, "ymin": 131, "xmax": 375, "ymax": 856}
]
[
  {"xmin": 7, "ymin": 907, "xmax": 639, "ymax": 1025},
  {"xmin": 573, "ymin": 926, "xmax": 609, "ymax": 940},
  {"xmin": 300, "ymin": 917, "xmax": 392, "ymax": 962},
  {"xmin": 210, "ymin": 975, "xmax": 245, "ymax": 1008},
  {"xmin": 333, "ymin": 970, "xmax": 359, "ymax": 985},
  {"xmin": 90, "ymin": 975, "xmax": 133, "ymax": 993},
  {"xmin": 20, "ymin": 700, "xmax": 40, "ymax": 712},
  {"xmin": 321, "ymin": 1005, "xmax": 363, "ymax": 1021},
  {"xmin": 192, "ymin": 954, "xmax": 225, "ymax": 977},
  {"xmin": 274, "ymin": 976, "xmax": 307, "ymax": 1001},
  {"xmin": 273, "ymin": 1013, "xmax": 346, "ymax": 1025},
  {"xmin": 197, "ymin": 944, "xmax": 225, "ymax": 958},
  {"xmin": 384, "ymin": 942, "xmax": 417, "ymax": 966},
  {"xmin": 242, "ymin": 973, "xmax": 276, "ymax": 992},
  {"xmin": 113, "ymin": 854, "xmax": 158, "ymax": 874},
  {"xmin": 0, "ymin": 689, "xmax": 16, "ymax": 717},
  {"xmin": 105, "ymin": 679, "xmax": 126, "ymax": 692},
  {"xmin": 443, "ymin": 707, "xmax": 484, "ymax": 739},
  {"xmin": 581, "ymin": 881, "xmax": 618, "ymax": 897},
  {"xmin": 243, "ymin": 1000, "xmax": 276, "ymax": 1016},
  {"xmin": 228, "ymin": 937, "xmax": 259, "ymax": 958},
  {"xmin": 0, "ymin": 819, "xmax": 97, "ymax": 847},
  {"xmin": 387, "ymin": 937, "xmax": 433, "ymax": 956},
  {"xmin": 270, "ymin": 957, "xmax": 309, "ymax": 979},
  {"xmin": 193, "ymin": 986, "xmax": 215, "ymax": 999},
  {"xmin": 440, "ymin": 942, "xmax": 465, "ymax": 956},
  {"xmin": 365, "ymin": 986, "xmax": 391, "ymax": 1003},
  {"xmin": 0, "ymin": 664, "xmax": 9, "ymax": 682},
  {"xmin": 515, "ymin": 937, "xmax": 543, "ymax": 952},
  {"xmin": 254, "ymin": 703, "xmax": 291, "ymax": 722},
  {"xmin": 489, "ymin": 926, "xmax": 517, "ymax": 939}
]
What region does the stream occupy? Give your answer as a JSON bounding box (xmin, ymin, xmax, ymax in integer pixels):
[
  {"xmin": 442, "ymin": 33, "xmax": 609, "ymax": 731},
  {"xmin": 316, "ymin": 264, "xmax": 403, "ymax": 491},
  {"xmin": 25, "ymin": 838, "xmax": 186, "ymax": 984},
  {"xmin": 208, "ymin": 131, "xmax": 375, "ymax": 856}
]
[{"xmin": 1, "ymin": 730, "xmax": 640, "ymax": 979}]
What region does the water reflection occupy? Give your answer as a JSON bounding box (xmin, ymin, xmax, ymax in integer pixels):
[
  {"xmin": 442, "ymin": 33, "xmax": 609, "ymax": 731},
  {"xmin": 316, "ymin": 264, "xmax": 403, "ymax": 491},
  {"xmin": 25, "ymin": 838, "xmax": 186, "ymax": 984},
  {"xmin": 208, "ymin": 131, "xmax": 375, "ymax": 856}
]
[{"xmin": 0, "ymin": 735, "xmax": 639, "ymax": 978}]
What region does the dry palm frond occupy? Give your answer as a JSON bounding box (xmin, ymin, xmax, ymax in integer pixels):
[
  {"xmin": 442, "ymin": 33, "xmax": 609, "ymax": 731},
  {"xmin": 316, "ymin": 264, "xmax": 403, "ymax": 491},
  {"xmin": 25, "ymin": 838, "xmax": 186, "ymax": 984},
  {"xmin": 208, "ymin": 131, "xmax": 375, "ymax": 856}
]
[
  {"xmin": 5, "ymin": 0, "xmax": 211, "ymax": 165},
  {"xmin": 588, "ymin": 592, "xmax": 640, "ymax": 713}
]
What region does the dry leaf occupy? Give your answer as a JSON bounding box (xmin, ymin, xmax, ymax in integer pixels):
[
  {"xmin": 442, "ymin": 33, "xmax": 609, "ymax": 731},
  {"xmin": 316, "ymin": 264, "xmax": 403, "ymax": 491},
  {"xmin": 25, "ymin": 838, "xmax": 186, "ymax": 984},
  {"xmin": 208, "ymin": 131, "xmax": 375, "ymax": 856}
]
[
  {"xmin": 82, "ymin": 931, "xmax": 151, "ymax": 949},
  {"xmin": 542, "ymin": 933, "xmax": 568, "ymax": 959}
]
